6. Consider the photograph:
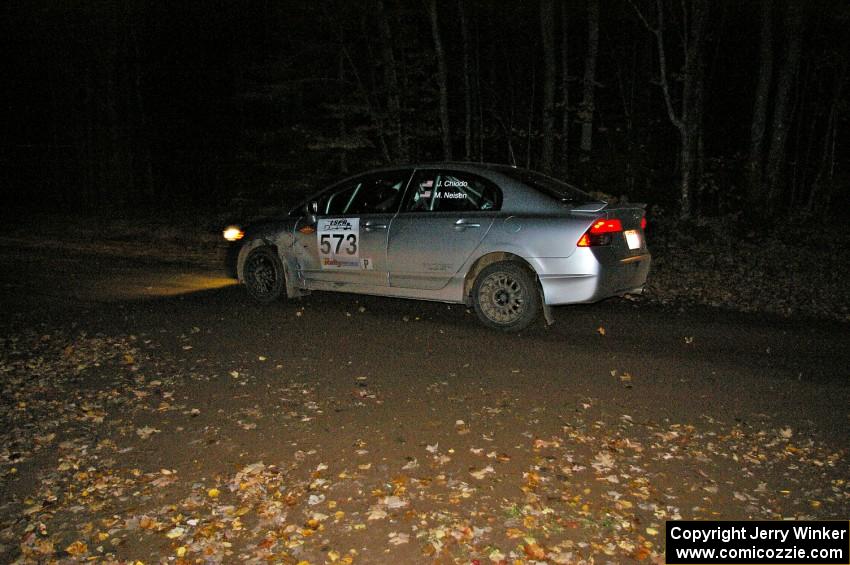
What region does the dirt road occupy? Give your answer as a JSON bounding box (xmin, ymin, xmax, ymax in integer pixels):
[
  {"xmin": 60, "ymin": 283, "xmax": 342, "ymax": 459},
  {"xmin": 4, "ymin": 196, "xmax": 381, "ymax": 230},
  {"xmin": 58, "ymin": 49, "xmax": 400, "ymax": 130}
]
[{"xmin": 1, "ymin": 241, "xmax": 848, "ymax": 563}]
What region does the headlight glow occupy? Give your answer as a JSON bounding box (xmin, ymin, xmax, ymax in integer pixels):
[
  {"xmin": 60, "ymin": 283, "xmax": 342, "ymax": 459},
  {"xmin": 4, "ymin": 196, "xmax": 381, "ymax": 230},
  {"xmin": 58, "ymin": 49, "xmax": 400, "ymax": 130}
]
[{"xmin": 223, "ymin": 226, "xmax": 244, "ymax": 242}]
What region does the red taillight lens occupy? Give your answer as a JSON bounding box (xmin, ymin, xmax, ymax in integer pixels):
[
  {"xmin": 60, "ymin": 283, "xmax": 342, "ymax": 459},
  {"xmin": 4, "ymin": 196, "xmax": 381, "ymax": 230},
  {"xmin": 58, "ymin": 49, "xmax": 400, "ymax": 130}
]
[
  {"xmin": 641, "ymin": 216, "xmax": 647, "ymax": 230},
  {"xmin": 589, "ymin": 218, "xmax": 623, "ymax": 234},
  {"xmin": 578, "ymin": 217, "xmax": 623, "ymax": 247}
]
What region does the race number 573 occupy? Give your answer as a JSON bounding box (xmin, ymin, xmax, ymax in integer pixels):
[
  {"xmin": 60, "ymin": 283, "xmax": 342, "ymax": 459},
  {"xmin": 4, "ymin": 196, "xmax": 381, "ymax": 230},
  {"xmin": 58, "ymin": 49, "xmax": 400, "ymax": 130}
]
[
  {"xmin": 320, "ymin": 233, "xmax": 358, "ymax": 255},
  {"xmin": 317, "ymin": 218, "xmax": 361, "ymax": 269}
]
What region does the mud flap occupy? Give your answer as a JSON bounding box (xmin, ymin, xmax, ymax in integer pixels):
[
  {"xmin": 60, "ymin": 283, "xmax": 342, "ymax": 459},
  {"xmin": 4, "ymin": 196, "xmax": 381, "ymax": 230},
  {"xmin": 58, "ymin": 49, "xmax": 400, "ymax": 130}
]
[
  {"xmin": 536, "ymin": 276, "xmax": 554, "ymax": 326},
  {"xmin": 542, "ymin": 302, "xmax": 555, "ymax": 326},
  {"xmin": 282, "ymin": 257, "xmax": 307, "ymax": 298}
]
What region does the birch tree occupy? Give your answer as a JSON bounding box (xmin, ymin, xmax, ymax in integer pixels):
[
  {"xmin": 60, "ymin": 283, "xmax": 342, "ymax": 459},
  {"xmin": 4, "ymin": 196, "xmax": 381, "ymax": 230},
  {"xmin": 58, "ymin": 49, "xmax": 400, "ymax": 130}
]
[{"xmin": 630, "ymin": 0, "xmax": 708, "ymax": 218}]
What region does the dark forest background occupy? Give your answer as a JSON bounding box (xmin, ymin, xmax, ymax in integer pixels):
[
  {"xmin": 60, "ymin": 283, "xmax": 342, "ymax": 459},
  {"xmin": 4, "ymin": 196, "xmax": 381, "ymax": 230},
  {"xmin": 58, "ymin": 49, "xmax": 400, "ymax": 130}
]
[{"xmin": 2, "ymin": 0, "xmax": 848, "ymax": 222}]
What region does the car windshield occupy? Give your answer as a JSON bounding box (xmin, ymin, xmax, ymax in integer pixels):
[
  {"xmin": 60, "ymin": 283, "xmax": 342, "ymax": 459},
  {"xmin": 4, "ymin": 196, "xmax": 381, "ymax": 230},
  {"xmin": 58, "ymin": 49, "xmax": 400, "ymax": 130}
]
[{"xmin": 498, "ymin": 167, "xmax": 596, "ymax": 205}]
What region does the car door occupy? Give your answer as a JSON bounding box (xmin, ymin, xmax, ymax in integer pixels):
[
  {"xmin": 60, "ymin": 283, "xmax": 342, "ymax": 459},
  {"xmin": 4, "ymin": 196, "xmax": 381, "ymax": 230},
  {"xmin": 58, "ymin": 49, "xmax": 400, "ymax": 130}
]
[
  {"xmin": 387, "ymin": 169, "xmax": 501, "ymax": 290},
  {"xmin": 292, "ymin": 170, "xmax": 412, "ymax": 287}
]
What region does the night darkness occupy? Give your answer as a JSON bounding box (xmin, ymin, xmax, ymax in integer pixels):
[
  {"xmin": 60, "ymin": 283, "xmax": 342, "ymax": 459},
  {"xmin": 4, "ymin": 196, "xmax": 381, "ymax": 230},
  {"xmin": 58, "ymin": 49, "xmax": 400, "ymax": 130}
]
[
  {"xmin": 3, "ymin": 3, "xmax": 850, "ymax": 563},
  {"xmin": 1, "ymin": 0, "xmax": 848, "ymax": 219}
]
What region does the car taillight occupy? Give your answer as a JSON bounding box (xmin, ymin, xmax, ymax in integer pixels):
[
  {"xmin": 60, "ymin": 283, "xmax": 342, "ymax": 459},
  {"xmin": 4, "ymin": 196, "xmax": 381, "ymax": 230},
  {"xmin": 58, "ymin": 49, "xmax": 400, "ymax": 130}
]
[
  {"xmin": 641, "ymin": 216, "xmax": 647, "ymax": 230},
  {"xmin": 577, "ymin": 218, "xmax": 623, "ymax": 247},
  {"xmin": 590, "ymin": 218, "xmax": 622, "ymax": 234}
]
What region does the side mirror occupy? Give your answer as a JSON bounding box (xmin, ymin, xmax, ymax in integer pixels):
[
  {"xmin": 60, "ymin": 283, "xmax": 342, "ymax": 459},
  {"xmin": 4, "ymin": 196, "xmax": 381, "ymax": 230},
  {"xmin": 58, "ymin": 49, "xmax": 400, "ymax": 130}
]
[{"xmin": 304, "ymin": 201, "xmax": 318, "ymax": 225}]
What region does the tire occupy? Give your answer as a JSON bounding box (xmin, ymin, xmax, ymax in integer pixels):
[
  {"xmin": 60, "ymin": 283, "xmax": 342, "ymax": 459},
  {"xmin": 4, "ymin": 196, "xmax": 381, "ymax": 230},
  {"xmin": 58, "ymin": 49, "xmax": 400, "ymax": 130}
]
[
  {"xmin": 243, "ymin": 247, "xmax": 286, "ymax": 303},
  {"xmin": 472, "ymin": 262, "xmax": 541, "ymax": 332}
]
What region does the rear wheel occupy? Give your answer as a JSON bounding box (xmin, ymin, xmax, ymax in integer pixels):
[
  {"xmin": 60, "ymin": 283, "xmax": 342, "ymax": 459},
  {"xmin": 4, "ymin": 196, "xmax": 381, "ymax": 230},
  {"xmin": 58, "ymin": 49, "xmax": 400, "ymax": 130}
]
[
  {"xmin": 472, "ymin": 262, "xmax": 541, "ymax": 332},
  {"xmin": 243, "ymin": 247, "xmax": 285, "ymax": 303}
]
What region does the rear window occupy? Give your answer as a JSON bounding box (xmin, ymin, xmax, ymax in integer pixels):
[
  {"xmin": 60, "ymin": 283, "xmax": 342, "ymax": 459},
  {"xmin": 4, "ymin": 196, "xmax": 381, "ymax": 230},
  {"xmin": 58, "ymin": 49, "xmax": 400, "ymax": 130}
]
[{"xmin": 498, "ymin": 168, "xmax": 595, "ymax": 205}]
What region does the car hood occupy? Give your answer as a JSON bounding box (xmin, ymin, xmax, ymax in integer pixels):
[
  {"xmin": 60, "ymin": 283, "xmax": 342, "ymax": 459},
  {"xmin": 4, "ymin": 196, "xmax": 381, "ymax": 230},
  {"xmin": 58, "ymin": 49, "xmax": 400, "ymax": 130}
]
[{"xmin": 237, "ymin": 216, "xmax": 297, "ymax": 239}]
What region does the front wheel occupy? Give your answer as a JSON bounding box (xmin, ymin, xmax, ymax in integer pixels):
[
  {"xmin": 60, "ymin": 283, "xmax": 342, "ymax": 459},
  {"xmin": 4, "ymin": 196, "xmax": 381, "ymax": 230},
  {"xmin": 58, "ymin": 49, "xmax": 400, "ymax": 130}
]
[
  {"xmin": 243, "ymin": 247, "xmax": 286, "ymax": 303},
  {"xmin": 472, "ymin": 262, "xmax": 541, "ymax": 332}
]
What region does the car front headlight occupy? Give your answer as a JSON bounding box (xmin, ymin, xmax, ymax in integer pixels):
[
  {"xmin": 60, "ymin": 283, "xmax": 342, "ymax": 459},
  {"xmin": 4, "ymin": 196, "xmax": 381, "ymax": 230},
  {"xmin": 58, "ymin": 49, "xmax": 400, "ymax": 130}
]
[{"xmin": 222, "ymin": 225, "xmax": 245, "ymax": 242}]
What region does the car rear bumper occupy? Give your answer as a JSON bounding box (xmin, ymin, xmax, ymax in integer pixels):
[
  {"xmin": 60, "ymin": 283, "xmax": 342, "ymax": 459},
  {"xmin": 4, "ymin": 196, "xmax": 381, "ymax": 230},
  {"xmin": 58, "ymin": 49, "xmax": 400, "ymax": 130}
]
[{"xmin": 532, "ymin": 249, "xmax": 651, "ymax": 305}]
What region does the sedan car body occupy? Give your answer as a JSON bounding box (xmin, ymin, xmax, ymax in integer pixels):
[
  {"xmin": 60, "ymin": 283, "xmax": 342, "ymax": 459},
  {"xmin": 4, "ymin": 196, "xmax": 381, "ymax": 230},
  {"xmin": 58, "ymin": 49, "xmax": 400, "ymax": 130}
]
[{"xmin": 233, "ymin": 163, "xmax": 651, "ymax": 331}]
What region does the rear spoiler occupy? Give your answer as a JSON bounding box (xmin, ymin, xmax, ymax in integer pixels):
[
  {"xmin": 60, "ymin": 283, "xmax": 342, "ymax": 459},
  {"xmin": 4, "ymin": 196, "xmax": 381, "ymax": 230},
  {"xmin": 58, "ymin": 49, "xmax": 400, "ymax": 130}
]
[
  {"xmin": 570, "ymin": 201, "xmax": 608, "ymax": 213},
  {"xmin": 571, "ymin": 201, "xmax": 647, "ymax": 214}
]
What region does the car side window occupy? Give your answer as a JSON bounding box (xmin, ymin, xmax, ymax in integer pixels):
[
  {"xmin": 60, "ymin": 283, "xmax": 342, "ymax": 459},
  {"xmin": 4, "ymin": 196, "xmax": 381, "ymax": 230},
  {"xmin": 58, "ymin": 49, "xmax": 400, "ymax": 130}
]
[
  {"xmin": 324, "ymin": 183, "xmax": 359, "ymax": 215},
  {"xmin": 403, "ymin": 170, "xmax": 501, "ymax": 213},
  {"xmin": 318, "ymin": 171, "xmax": 411, "ymax": 215}
]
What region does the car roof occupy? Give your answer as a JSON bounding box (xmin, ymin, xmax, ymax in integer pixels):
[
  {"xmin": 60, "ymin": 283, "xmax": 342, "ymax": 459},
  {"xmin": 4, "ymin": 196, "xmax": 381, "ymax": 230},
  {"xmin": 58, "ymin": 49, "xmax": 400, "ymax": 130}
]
[
  {"xmin": 411, "ymin": 161, "xmax": 514, "ymax": 170},
  {"xmin": 377, "ymin": 161, "xmax": 522, "ymax": 175}
]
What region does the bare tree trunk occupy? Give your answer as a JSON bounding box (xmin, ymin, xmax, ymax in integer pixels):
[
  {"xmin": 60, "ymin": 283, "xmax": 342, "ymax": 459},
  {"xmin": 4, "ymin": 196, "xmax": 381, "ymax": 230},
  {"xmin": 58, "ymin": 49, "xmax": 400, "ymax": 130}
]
[
  {"xmin": 630, "ymin": 0, "xmax": 708, "ymax": 219},
  {"xmin": 820, "ymin": 119, "xmax": 841, "ymax": 209},
  {"xmin": 808, "ymin": 61, "xmax": 847, "ymax": 211},
  {"xmin": 494, "ymin": 115, "xmax": 516, "ymax": 166},
  {"xmin": 526, "ymin": 65, "xmax": 536, "ymax": 168},
  {"xmin": 475, "ymin": 7, "xmax": 484, "ymax": 161},
  {"xmin": 613, "ymin": 36, "xmax": 637, "ymax": 192},
  {"xmin": 683, "ymin": 0, "xmax": 708, "ymax": 211},
  {"xmin": 791, "ymin": 56, "xmax": 813, "ymax": 207},
  {"xmin": 764, "ymin": 0, "xmax": 805, "ymax": 214},
  {"xmin": 333, "ymin": 14, "xmax": 391, "ymax": 162},
  {"xmin": 377, "ymin": 0, "xmax": 406, "ymax": 161},
  {"xmin": 561, "ymin": 4, "xmax": 571, "ymax": 174},
  {"xmin": 579, "ymin": 0, "xmax": 599, "ymax": 159},
  {"xmin": 540, "ymin": 0, "xmax": 556, "ymax": 173},
  {"xmin": 338, "ymin": 53, "xmax": 349, "ymax": 173},
  {"xmin": 746, "ymin": 0, "xmax": 774, "ymax": 206},
  {"xmin": 459, "ymin": 0, "xmax": 472, "ymax": 160},
  {"xmin": 427, "ymin": 0, "xmax": 452, "ymax": 160}
]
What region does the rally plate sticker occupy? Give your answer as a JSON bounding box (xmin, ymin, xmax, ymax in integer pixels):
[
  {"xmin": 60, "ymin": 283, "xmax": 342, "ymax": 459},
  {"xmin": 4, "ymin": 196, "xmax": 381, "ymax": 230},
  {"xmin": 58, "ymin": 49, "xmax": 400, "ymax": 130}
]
[{"xmin": 318, "ymin": 218, "xmax": 361, "ymax": 269}]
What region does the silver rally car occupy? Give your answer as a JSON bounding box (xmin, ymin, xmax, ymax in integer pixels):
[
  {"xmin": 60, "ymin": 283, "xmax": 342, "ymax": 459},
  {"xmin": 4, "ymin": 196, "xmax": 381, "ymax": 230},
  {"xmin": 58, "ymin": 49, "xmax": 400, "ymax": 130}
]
[{"xmin": 231, "ymin": 163, "xmax": 651, "ymax": 331}]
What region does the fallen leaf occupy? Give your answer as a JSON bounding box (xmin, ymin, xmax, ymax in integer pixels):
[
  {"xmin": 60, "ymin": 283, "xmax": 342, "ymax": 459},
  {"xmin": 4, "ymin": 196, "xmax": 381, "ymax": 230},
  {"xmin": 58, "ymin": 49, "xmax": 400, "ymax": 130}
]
[
  {"xmin": 524, "ymin": 542, "xmax": 546, "ymax": 559},
  {"xmin": 135, "ymin": 426, "xmax": 160, "ymax": 439},
  {"xmin": 470, "ymin": 465, "xmax": 495, "ymax": 480},
  {"xmin": 65, "ymin": 541, "xmax": 88, "ymax": 556},
  {"xmin": 382, "ymin": 496, "xmax": 407, "ymax": 509},
  {"xmin": 368, "ymin": 508, "xmax": 387, "ymax": 520}
]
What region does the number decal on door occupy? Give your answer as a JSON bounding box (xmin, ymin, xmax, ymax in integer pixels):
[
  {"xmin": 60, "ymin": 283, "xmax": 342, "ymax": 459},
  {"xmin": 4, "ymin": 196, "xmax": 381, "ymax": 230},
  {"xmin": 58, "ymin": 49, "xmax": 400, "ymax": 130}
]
[
  {"xmin": 345, "ymin": 234, "xmax": 357, "ymax": 255},
  {"xmin": 317, "ymin": 218, "xmax": 361, "ymax": 269}
]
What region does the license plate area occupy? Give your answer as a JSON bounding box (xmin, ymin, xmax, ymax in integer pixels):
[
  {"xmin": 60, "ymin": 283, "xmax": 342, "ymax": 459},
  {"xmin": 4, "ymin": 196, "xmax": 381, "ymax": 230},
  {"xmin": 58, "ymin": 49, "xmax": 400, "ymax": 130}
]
[{"xmin": 624, "ymin": 229, "xmax": 641, "ymax": 250}]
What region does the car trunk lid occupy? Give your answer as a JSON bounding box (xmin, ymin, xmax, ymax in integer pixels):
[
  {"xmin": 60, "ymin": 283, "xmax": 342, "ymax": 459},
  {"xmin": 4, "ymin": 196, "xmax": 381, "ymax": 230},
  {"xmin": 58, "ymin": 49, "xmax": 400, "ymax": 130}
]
[
  {"xmin": 602, "ymin": 204, "xmax": 648, "ymax": 256},
  {"xmin": 575, "ymin": 204, "xmax": 648, "ymax": 256}
]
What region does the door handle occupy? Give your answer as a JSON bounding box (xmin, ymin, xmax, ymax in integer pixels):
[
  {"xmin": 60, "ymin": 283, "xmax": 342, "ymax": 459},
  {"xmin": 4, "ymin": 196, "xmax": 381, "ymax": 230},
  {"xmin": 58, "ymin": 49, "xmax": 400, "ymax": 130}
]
[
  {"xmin": 454, "ymin": 219, "xmax": 481, "ymax": 230},
  {"xmin": 364, "ymin": 223, "xmax": 388, "ymax": 232}
]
